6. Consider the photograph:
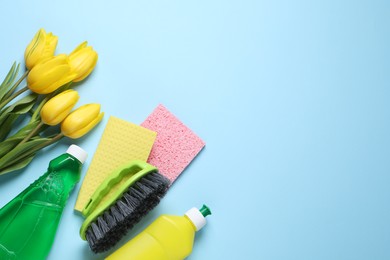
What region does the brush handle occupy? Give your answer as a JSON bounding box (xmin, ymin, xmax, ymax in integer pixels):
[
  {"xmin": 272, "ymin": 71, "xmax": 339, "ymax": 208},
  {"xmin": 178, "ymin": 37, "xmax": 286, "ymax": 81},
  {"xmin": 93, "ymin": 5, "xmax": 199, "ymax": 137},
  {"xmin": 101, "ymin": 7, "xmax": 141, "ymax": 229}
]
[{"xmin": 80, "ymin": 160, "xmax": 157, "ymax": 240}]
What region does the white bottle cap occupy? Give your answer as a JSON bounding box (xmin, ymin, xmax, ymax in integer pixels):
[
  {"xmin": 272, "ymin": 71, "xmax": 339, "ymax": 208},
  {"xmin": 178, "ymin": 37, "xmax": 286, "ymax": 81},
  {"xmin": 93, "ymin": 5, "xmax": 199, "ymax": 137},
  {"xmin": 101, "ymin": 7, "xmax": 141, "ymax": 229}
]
[
  {"xmin": 185, "ymin": 207, "xmax": 207, "ymax": 231},
  {"xmin": 66, "ymin": 145, "xmax": 88, "ymax": 164}
]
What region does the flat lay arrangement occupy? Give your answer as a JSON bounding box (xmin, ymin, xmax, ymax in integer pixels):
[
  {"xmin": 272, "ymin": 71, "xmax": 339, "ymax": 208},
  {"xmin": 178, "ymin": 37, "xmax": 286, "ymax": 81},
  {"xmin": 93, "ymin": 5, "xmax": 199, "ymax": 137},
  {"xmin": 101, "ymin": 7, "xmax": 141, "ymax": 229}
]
[
  {"xmin": 2, "ymin": 2, "xmax": 388, "ymax": 259},
  {"xmin": 0, "ymin": 29, "xmax": 209, "ymax": 260}
]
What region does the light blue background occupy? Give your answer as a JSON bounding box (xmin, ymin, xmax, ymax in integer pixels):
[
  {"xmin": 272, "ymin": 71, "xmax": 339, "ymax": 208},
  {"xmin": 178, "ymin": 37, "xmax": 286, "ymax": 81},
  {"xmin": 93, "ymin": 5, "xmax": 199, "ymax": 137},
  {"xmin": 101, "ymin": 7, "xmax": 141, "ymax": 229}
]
[{"xmin": 0, "ymin": 0, "xmax": 389, "ymax": 259}]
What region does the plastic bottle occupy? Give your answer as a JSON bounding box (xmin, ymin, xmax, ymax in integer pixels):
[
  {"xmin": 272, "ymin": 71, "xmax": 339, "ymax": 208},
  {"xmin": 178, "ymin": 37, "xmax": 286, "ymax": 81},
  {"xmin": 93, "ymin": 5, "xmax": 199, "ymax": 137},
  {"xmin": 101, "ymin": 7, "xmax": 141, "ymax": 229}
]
[
  {"xmin": 106, "ymin": 204, "xmax": 212, "ymax": 260},
  {"xmin": 0, "ymin": 145, "xmax": 87, "ymax": 260}
]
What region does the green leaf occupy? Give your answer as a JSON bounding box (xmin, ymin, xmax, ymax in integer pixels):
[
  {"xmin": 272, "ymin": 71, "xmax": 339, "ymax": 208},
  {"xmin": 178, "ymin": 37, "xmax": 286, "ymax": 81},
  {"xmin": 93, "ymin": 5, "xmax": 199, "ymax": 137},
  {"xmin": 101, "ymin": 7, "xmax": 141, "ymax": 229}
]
[
  {"xmin": 0, "ymin": 153, "xmax": 36, "ymax": 175},
  {"xmin": 0, "ymin": 93, "xmax": 38, "ymax": 140},
  {"xmin": 0, "ymin": 93, "xmax": 37, "ymax": 127},
  {"xmin": 0, "ymin": 93, "xmax": 37, "ymax": 116},
  {"xmin": 0, "ymin": 137, "xmax": 23, "ymax": 158},
  {"xmin": 0, "ymin": 134, "xmax": 41, "ymax": 159},
  {"xmin": 11, "ymin": 119, "xmax": 41, "ymax": 139},
  {"xmin": 0, "ymin": 114, "xmax": 19, "ymax": 141},
  {"xmin": 0, "ymin": 118, "xmax": 47, "ymax": 156},
  {"xmin": 0, "ymin": 137, "xmax": 50, "ymax": 169},
  {"xmin": 0, "ymin": 62, "xmax": 20, "ymax": 102}
]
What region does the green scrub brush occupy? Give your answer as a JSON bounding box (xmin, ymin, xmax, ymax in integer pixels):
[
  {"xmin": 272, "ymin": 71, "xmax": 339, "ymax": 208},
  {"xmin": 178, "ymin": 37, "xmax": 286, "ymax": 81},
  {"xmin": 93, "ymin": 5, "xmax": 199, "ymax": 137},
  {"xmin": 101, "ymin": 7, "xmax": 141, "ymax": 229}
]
[{"xmin": 79, "ymin": 160, "xmax": 170, "ymax": 253}]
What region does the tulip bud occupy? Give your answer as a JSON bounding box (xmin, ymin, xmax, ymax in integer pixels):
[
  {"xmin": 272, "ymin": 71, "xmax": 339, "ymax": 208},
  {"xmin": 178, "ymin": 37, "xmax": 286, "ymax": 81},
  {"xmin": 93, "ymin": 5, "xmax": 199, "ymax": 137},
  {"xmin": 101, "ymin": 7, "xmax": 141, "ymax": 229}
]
[
  {"xmin": 69, "ymin": 41, "xmax": 98, "ymax": 82},
  {"xmin": 61, "ymin": 104, "xmax": 104, "ymax": 139},
  {"xmin": 24, "ymin": 28, "xmax": 58, "ymax": 70},
  {"xmin": 27, "ymin": 54, "xmax": 77, "ymax": 94},
  {"xmin": 40, "ymin": 90, "xmax": 79, "ymax": 126}
]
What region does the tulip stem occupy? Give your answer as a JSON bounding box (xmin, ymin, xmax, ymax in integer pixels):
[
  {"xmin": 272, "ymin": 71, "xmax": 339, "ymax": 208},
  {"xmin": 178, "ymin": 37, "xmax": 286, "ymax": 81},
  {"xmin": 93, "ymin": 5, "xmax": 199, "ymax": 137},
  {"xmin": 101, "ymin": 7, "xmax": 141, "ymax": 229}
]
[
  {"xmin": 3, "ymin": 70, "xmax": 29, "ymax": 100},
  {"xmin": 0, "ymin": 133, "xmax": 64, "ymax": 171},
  {"xmin": 18, "ymin": 121, "xmax": 45, "ymax": 146},
  {"xmin": 32, "ymin": 96, "xmax": 50, "ymax": 121},
  {"xmin": 40, "ymin": 133, "xmax": 64, "ymax": 148},
  {"xmin": 0, "ymin": 86, "xmax": 29, "ymax": 111}
]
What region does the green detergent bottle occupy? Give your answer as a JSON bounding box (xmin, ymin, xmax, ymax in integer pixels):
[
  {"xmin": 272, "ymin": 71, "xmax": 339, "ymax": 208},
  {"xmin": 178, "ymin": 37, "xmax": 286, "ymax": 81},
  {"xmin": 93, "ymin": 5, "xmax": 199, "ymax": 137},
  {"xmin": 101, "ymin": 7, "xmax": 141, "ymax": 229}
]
[{"xmin": 0, "ymin": 145, "xmax": 87, "ymax": 260}]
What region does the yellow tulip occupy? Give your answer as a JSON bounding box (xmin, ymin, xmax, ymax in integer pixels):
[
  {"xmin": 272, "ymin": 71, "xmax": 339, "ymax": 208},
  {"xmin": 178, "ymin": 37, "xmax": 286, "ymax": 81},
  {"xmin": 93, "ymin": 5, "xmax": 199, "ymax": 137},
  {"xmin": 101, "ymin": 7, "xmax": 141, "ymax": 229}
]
[
  {"xmin": 24, "ymin": 28, "xmax": 58, "ymax": 70},
  {"xmin": 61, "ymin": 104, "xmax": 104, "ymax": 138},
  {"xmin": 40, "ymin": 90, "xmax": 79, "ymax": 126},
  {"xmin": 27, "ymin": 54, "xmax": 77, "ymax": 94},
  {"xmin": 69, "ymin": 41, "xmax": 98, "ymax": 82}
]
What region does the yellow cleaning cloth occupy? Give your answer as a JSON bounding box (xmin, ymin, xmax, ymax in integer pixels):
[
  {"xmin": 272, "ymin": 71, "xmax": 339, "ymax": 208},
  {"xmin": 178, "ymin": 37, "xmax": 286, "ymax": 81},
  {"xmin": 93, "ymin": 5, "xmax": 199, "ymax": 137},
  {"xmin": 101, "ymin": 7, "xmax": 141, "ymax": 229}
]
[{"xmin": 74, "ymin": 116, "xmax": 157, "ymax": 212}]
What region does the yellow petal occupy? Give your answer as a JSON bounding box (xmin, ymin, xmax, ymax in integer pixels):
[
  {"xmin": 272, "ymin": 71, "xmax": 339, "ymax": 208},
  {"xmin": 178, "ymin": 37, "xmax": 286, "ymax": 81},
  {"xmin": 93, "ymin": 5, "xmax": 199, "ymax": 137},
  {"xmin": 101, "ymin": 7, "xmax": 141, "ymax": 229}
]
[
  {"xmin": 40, "ymin": 89, "xmax": 79, "ymax": 125},
  {"xmin": 41, "ymin": 33, "xmax": 58, "ymax": 62},
  {"xmin": 27, "ymin": 54, "xmax": 76, "ymax": 94},
  {"xmin": 24, "ymin": 29, "xmax": 46, "ymax": 70},
  {"xmin": 69, "ymin": 42, "xmax": 98, "ymax": 82},
  {"xmin": 67, "ymin": 112, "xmax": 104, "ymax": 138},
  {"xmin": 70, "ymin": 41, "xmax": 88, "ymax": 56},
  {"xmin": 39, "ymin": 71, "xmax": 77, "ymax": 94},
  {"xmin": 61, "ymin": 104, "xmax": 104, "ymax": 138},
  {"xmin": 24, "ymin": 29, "xmax": 44, "ymax": 60},
  {"xmin": 24, "ymin": 29, "xmax": 58, "ymax": 70}
]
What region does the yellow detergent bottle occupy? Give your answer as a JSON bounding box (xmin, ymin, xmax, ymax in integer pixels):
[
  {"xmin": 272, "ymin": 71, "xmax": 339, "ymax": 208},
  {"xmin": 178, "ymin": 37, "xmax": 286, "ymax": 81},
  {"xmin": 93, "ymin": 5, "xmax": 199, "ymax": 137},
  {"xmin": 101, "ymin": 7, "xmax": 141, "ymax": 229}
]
[{"xmin": 106, "ymin": 205, "xmax": 211, "ymax": 260}]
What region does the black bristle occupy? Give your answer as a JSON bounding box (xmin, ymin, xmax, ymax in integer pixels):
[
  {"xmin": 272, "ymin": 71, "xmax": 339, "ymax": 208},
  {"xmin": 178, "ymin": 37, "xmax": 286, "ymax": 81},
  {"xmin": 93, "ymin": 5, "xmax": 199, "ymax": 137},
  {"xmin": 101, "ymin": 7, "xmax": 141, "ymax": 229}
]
[
  {"xmin": 91, "ymin": 222, "xmax": 102, "ymax": 240},
  {"xmin": 97, "ymin": 217, "xmax": 110, "ymax": 234},
  {"xmin": 86, "ymin": 171, "xmax": 170, "ymax": 253},
  {"xmin": 103, "ymin": 211, "xmax": 116, "ymax": 229},
  {"xmin": 117, "ymin": 200, "xmax": 132, "ymax": 216},
  {"xmin": 86, "ymin": 228, "xmax": 96, "ymax": 247},
  {"xmin": 110, "ymin": 205, "xmax": 125, "ymax": 222}
]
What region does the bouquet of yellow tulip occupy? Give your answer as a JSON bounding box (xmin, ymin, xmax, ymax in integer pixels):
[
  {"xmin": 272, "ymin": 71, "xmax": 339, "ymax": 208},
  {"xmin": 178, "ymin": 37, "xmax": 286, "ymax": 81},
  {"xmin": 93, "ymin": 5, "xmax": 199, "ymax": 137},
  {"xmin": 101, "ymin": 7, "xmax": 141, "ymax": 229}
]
[{"xmin": 0, "ymin": 29, "xmax": 104, "ymax": 175}]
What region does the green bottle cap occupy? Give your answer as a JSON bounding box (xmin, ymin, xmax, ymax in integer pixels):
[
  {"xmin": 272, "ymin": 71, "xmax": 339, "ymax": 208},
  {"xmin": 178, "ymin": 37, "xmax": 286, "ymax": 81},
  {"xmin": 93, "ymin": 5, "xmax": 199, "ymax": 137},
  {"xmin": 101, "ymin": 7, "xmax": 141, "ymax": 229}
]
[{"xmin": 199, "ymin": 204, "xmax": 212, "ymax": 217}]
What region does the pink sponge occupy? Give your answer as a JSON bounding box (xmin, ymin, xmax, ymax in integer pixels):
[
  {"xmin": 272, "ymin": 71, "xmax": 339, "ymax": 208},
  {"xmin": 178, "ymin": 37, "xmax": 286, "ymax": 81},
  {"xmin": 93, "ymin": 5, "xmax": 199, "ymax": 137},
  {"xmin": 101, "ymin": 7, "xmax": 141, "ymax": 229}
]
[{"xmin": 141, "ymin": 104, "xmax": 205, "ymax": 183}]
